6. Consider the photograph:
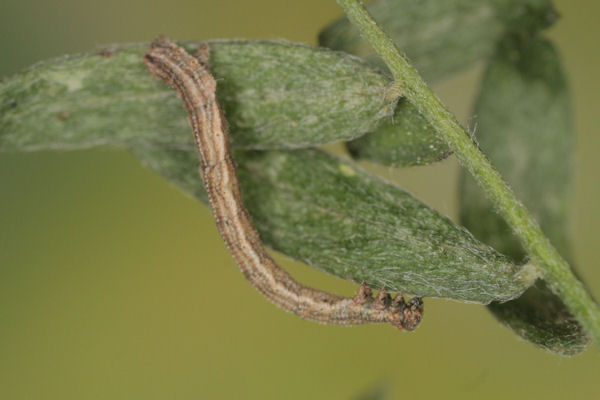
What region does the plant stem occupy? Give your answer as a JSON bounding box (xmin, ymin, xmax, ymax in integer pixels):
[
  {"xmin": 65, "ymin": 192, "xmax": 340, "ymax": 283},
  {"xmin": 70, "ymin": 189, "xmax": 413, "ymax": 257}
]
[{"xmin": 337, "ymin": 0, "xmax": 600, "ymax": 346}]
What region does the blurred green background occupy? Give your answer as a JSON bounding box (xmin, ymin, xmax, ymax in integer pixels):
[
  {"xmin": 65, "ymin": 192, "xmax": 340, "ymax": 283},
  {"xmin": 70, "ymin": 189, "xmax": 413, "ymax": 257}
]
[{"xmin": 1, "ymin": 0, "xmax": 599, "ymax": 398}]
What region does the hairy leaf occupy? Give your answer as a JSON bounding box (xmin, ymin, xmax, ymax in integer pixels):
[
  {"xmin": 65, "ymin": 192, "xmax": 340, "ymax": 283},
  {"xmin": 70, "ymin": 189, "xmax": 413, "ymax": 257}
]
[
  {"xmin": 0, "ymin": 40, "xmax": 393, "ymax": 151},
  {"xmin": 459, "ymin": 36, "xmax": 588, "ymax": 355},
  {"xmin": 346, "ymin": 99, "xmax": 451, "ymax": 167},
  {"xmin": 133, "ymin": 145, "xmax": 535, "ymax": 303},
  {"xmin": 0, "ymin": 39, "xmax": 535, "ymax": 303}
]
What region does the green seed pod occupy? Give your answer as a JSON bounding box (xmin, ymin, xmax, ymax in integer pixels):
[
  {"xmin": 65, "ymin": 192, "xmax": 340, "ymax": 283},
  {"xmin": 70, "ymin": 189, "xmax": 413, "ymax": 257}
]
[
  {"xmin": 319, "ymin": 0, "xmax": 557, "ymax": 82},
  {"xmin": 133, "ymin": 145, "xmax": 536, "ymax": 304},
  {"xmin": 0, "ymin": 40, "xmax": 392, "ymax": 151},
  {"xmin": 459, "ymin": 36, "xmax": 588, "ymax": 355}
]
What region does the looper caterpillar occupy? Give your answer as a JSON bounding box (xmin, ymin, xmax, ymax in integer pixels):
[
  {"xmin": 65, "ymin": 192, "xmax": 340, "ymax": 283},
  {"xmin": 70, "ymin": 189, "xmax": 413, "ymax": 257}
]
[{"xmin": 144, "ymin": 36, "xmax": 423, "ymax": 330}]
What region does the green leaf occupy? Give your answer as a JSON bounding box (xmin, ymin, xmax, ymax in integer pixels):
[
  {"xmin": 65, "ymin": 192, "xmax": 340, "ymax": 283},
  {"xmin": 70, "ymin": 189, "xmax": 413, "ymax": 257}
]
[
  {"xmin": 319, "ymin": 0, "xmax": 556, "ymax": 167},
  {"xmin": 346, "ymin": 98, "xmax": 451, "ymax": 167},
  {"xmin": 0, "ymin": 38, "xmax": 535, "ymax": 303},
  {"xmin": 459, "ymin": 36, "xmax": 588, "ymax": 355},
  {"xmin": 0, "ymin": 40, "xmax": 393, "ymax": 151},
  {"xmin": 319, "ymin": 0, "xmax": 557, "ymax": 83},
  {"xmin": 133, "ymin": 145, "xmax": 535, "ymax": 304},
  {"xmin": 488, "ymin": 281, "xmax": 588, "ymax": 356}
]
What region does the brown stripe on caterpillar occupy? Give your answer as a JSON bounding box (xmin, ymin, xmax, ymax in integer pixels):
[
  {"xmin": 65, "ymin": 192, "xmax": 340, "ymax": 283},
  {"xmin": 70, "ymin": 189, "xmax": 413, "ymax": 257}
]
[{"xmin": 143, "ymin": 36, "xmax": 423, "ymax": 330}]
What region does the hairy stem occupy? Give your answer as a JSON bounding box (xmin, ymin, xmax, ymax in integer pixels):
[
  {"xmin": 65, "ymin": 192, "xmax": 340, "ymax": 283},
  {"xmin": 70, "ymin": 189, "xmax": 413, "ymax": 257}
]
[{"xmin": 337, "ymin": 0, "xmax": 600, "ymax": 346}]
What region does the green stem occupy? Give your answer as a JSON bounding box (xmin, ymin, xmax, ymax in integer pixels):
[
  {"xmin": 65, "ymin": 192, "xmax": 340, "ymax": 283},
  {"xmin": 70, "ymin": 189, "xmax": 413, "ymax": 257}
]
[{"xmin": 337, "ymin": 0, "xmax": 600, "ymax": 346}]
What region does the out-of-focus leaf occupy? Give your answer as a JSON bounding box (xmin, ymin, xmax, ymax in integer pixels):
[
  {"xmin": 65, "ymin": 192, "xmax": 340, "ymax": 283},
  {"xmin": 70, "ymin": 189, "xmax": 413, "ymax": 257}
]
[
  {"xmin": 459, "ymin": 36, "xmax": 589, "ymax": 355},
  {"xmin": 133, "ymin": 145, "xmax": 536, "ymax": 304},
  {"xmin": 0, "ymin": 40, "xmax": 393, "ymax": 151},
  {"xmin": 354, "ymin": 380, "xmax": 391, "ymax": 400},
  {"xmin": 320, "ymin": 0, "xmax": 556, "ymax": 166},
  {"xmin": 319, "ymin": 0, "xmax": 557, "ymax": 82}
]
